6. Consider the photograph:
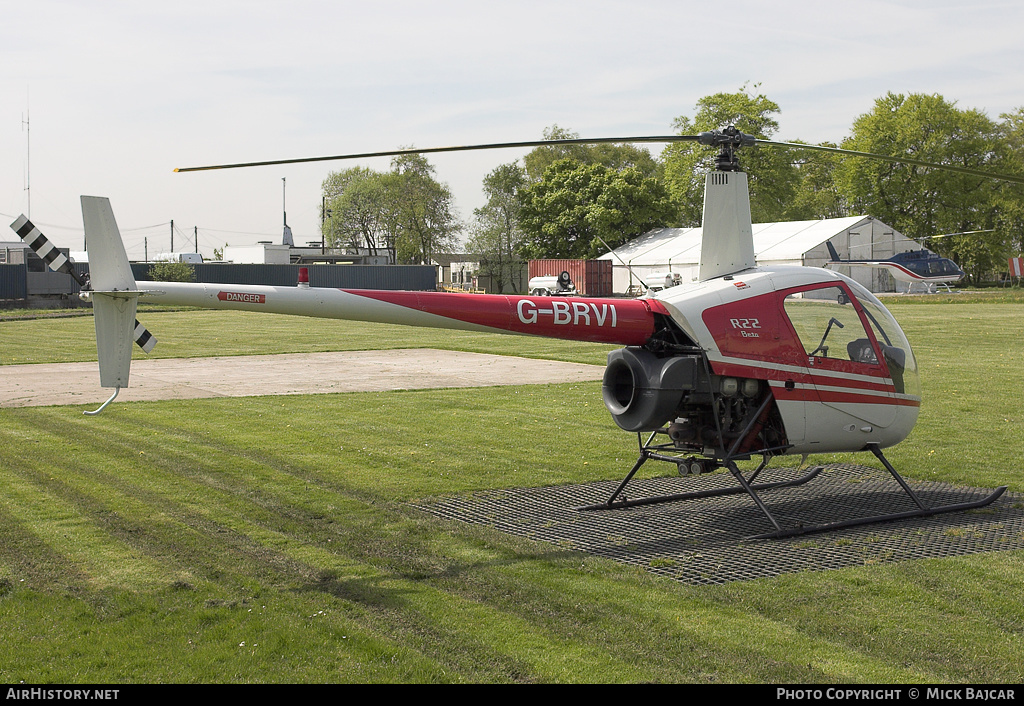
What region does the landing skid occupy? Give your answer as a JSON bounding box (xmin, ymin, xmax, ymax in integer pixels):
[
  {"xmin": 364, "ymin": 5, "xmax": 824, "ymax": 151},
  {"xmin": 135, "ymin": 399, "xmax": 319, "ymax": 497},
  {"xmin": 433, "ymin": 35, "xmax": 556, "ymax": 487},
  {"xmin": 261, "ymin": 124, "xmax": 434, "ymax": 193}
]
[
  {"xmin": 751, "ymin": 444, "xmax": 1009, "ymax": 541},
  {"xmin": 578, "ymin": 435, "xmax": 1007, "ymax": 539}
]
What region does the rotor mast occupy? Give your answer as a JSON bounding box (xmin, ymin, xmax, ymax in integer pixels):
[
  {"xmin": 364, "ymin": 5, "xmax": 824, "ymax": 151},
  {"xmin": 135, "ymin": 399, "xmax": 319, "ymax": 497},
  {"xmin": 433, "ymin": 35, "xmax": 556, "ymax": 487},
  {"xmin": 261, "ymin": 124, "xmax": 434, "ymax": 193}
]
[{"xmin": 697, "ymin": 127, "xmax": 757, "ymax": 281}]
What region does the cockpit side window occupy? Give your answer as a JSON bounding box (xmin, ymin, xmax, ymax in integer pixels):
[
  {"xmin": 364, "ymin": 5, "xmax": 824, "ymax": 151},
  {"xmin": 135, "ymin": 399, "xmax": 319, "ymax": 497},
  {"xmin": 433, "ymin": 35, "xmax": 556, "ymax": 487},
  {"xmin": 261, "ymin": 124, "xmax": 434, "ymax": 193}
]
[
  {"xmin": 783, "ymin": 286, "xmax": 878, "ymax": 365},
  {"xmin": 841, "ymin": 279, "xmax": 921, "ymax": 398}
]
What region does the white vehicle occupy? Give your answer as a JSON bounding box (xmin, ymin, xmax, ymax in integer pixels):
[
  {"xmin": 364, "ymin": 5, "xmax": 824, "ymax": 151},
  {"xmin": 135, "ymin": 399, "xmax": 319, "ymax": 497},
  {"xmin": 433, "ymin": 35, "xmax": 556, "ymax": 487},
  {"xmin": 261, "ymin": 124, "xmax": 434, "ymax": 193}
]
[
  {"xmin": 528, "ymin": 271, "xmax": 576, "ymax": 296},
  {"xmin": 643, "ymin": 271, "xmax": 682, "ymax": 292}
]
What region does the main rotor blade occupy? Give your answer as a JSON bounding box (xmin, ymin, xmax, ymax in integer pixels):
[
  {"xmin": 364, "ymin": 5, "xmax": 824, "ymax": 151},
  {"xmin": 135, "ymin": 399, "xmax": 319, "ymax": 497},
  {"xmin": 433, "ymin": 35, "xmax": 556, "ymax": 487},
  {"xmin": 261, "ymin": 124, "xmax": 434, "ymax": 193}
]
[
  {"xmin": 759, "ymin": 139, "xmax": 1024, "ymax": 185},
  {"xmin": 174, "ymin": 135, "xmax": 700, "ymax": 172},
  {"xmin": 924, "ymin": 229, "xmax": 996, "ymax": 239},
  {"xmin": 175, "ymin": 130, "xmax": 1024, "ymax": 186}
]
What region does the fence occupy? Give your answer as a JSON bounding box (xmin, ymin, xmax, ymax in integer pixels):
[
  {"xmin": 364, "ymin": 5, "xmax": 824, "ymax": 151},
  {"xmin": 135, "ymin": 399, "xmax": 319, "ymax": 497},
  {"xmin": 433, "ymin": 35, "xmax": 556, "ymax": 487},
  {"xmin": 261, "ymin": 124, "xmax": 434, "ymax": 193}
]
[{"xmin": 0, "ymin": 263, "xmax": 438, "ymax": 304}]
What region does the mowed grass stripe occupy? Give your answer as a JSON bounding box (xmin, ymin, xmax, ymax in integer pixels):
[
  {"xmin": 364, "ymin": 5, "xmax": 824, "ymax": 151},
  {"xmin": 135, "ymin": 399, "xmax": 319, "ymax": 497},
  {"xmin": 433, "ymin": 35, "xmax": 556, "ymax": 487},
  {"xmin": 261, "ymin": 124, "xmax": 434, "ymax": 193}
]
[
  {"xmin": 0, "ymin": 503, "xmax": 93, "ymax": 589},
  {"xmin": 0, "ymin": 459, "xmax": 171, "ymax": 590},
  {"xmin": 7, "ymin": 393, "xmax": 878, "ymax": 683},
  {"xmin": 0, "ymin": 583, "xmax": 460, "ymax": 683},
  {"xmin": 1, "ymin": 405, "xmax": 668, "ymax": 682},
  {"xmin": 437, "ymin": 546, "xmax": 931, "ymax": 683},
  {"xmin": 715, "ymin": 557, "xmax": 1024, "ymax": 682},
  {"xmin": 0, "ymin": 422, "xmax": 663, "ymax": 680},
  {"xmin": 98, "ymin": 386, "xmax": 630, "ymax": 500},
  {"xmin": 92, "ymin": 403, "xmax": 697, "ymax": 682},
  {"xmin": 2, "ymin": 407, "xmax": 380, "ymax": 592},
  {"xmin": 368, "ymin": 573, "xmax": 652, "ymax": 683}
]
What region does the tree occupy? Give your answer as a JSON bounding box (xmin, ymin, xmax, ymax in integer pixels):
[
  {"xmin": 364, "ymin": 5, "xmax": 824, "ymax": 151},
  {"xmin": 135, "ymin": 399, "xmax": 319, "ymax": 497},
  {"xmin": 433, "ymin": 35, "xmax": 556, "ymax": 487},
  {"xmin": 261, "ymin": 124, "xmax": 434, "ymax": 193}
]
[
  {"xmin": 661, "ymin": 85, "xmax": 801, "ymax": 225},
  {"xmin": 788, "ymin": 142, "xmax": 851, "ymax": 220},
  {"xmin": 518, "ymin": 159, "xmax": 674, "ymax": 259},
  {"xmin": 523, "ymin": 125, "xmax": 659, "ymax": 182},
  {"xmin": 321, "ymin": 167, "xmax": 395, "ymax": 261},
  {"xmin": 388, "ymin": 153, "xmax": 461, "ymax": 265},
  {"xmin": 320, "ymin": 154, "xmax": 460, "ymax": 265},
  {"xmin": 836, "ymin": 92, "xmax": 1005, "ymax": 283},
  {"xmin": 992, "ymin": 107, "xmax": 1024, "ymax": 259},
  {"xmin": 467, "ymin": 162, "xmax": 528, "ymax": 293},
  {"xmin": 148, "ymin": 260, "xmax": 195, "ymax": 282}
]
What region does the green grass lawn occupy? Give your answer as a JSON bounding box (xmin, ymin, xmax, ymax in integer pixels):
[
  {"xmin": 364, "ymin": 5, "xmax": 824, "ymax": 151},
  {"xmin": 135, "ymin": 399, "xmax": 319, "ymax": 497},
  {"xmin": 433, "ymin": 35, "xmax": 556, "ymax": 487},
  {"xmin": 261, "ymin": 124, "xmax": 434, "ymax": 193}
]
[
  {"xmin": 1, "ymin": 295, "xmax": 1022, "ymax": 683},
  {"xmin": 0, "ymin": 308, "xmax": 616, "ymax": 367}
]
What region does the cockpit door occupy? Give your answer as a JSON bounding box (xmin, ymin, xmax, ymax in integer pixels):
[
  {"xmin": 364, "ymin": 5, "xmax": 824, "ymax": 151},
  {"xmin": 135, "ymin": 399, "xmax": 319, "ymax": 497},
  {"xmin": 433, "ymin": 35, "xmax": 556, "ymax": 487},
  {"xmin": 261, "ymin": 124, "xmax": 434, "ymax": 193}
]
[{"xmin": 781, "ymin": 283, "xmax": 898, "ymax": 428}]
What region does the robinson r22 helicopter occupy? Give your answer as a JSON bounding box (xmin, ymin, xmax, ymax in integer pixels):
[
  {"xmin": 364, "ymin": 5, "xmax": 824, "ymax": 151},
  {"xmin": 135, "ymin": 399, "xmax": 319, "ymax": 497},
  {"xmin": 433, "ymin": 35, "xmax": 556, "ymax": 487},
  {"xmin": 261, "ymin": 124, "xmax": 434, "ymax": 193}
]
[{"xmin": 11, "ymin": 126, "xmax": 1020, "ymax": 538}]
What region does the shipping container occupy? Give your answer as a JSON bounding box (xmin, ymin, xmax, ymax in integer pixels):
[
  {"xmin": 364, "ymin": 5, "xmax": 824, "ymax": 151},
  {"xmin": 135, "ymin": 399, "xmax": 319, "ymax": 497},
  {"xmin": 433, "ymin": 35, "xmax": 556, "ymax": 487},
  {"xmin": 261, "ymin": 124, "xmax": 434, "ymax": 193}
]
[
  {"xmin": 527, "ymin": 259, "xmax": 612, "ymax": 297},
  {"xmin": 0, "ymin": 264, "xmax": 27, "ymax": 300}
]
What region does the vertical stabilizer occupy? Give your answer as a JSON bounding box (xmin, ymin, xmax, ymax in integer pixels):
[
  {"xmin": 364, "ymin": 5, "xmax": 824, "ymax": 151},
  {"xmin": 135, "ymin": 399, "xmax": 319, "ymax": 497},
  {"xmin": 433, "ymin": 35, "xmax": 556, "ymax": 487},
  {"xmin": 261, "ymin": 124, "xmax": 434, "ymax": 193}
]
[
  {"xmin": 82, "ymin": 196, "xmax": 143, "ymax": 391},
  {"xmin": 82, "ymin": 196, "xmax": 136, "ymax": 292},
  {"xmin": 92, "ymin": 294, "xmax": 138, "ymax": 389},
  {"xmin": 698, "ymin": 171, "xmax": 756, "ymax": 281}
]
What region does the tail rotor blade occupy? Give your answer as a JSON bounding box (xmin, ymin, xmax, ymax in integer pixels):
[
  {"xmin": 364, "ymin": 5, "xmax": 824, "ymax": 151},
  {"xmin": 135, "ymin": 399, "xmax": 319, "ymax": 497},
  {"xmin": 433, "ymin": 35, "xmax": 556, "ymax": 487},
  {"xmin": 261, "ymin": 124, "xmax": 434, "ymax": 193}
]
[
  {"xmin": 134, "ymin": 319, "xmax": 157, "ymax": 353},
  {"xmin": 9, "ymin": 213, "xmax": 157, "ymax": 355},
  {"xmin": 9, "ymin": 215, "xmax": 85, "ymax": 285}
]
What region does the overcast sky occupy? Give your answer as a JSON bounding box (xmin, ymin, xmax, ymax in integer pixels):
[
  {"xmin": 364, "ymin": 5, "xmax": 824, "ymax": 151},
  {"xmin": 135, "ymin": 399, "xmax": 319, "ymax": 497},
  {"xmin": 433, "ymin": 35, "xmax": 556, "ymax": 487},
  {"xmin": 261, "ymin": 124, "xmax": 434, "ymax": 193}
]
[{"xmin": 1, "ymin": 0, "xmax": 1021, "ymax": 260}]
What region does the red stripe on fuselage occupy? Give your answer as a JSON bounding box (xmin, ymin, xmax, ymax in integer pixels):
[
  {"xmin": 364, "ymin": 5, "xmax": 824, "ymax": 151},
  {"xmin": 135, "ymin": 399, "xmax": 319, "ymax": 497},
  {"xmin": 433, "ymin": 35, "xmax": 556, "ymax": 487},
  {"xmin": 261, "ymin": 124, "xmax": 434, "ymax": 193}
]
[
  {"xmin": 712, "ymin": 359, "xmax": 895, "ymax": 392},
  {"xmin": 714, "ymin": 357, "xmax": 922, "ymax": 407},
  {"xmin": 850, "ymin": 261, "xmax": 962, "ymax": 283},
  {"xmin": 769, "ymin": 383, "xmax": 920, "ymax": 407},
  {"xmin": 815, "ymin": 390, "xmax": 921, "ymax": 407},
  {"xmin": 341, "ymin": 290, "xmax": 665, "ymax": 345}
]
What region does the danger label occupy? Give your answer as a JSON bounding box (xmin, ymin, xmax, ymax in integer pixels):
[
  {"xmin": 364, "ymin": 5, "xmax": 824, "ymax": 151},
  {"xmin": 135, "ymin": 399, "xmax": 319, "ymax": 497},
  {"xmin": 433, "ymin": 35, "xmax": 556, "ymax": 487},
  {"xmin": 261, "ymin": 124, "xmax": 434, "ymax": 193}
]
[{"xmin": 218, "ymin": 291, "xmax": 266, "ymax": 303}]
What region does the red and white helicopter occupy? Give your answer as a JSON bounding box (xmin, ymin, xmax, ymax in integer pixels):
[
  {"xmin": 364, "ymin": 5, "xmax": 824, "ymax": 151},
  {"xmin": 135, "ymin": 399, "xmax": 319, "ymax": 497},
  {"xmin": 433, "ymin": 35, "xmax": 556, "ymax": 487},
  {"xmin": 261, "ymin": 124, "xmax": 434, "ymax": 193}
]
[{"xmin": 11, "ymin": 127, "xmax": 1018, "ymax": 538}]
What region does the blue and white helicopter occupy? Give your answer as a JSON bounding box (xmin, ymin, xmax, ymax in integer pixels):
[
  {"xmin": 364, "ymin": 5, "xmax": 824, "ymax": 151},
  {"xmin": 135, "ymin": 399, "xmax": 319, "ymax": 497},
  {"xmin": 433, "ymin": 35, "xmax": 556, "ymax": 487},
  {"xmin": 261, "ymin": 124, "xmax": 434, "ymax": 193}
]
[{"xmin": 824, "ymin": 240, "xmax": 965, "ymax": 292}]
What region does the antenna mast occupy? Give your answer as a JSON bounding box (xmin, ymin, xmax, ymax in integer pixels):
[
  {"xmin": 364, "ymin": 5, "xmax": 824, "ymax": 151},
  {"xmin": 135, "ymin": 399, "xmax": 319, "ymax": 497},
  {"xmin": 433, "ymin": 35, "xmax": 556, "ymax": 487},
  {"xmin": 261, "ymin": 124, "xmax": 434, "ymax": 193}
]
[
  {"xmin": 281, "ymin": 177, "xmax": 294, "ymax": 246},
  {"xmin": 22, "ymin": 98, "xmax": 30, "ymax": 218}
]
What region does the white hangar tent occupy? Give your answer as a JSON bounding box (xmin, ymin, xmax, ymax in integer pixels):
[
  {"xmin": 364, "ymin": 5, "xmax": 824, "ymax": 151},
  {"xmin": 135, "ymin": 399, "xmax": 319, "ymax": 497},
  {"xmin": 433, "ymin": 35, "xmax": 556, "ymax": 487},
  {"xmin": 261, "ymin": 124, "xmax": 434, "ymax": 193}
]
[{"xmin": 599, "ymin": 215, "xmax": 927, "ymax": 294}]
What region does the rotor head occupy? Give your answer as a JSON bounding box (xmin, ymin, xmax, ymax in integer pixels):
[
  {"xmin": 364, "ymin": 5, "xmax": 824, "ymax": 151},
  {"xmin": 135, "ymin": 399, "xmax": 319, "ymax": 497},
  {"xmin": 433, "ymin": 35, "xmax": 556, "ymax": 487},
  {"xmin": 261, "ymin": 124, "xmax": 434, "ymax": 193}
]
[{"xmin": 697, "ymin": 126, "xmax": 757, "ymax": 171}]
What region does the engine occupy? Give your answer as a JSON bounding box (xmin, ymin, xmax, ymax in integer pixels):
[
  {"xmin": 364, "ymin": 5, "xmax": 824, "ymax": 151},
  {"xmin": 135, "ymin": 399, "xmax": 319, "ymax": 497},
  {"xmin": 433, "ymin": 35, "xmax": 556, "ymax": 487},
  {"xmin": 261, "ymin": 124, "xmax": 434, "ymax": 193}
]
[{"xmin": 601, "ymin": 346, "xmax": 786, "ymax": 455}]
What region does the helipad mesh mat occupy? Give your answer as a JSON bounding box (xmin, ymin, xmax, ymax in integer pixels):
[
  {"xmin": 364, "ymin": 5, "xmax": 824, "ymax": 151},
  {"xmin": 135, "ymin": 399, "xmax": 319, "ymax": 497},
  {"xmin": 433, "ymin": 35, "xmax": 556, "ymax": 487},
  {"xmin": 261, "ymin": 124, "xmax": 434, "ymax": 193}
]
[{"xmin": 411, "ymin": 464, "xmax": 1024, "ymax": 585}]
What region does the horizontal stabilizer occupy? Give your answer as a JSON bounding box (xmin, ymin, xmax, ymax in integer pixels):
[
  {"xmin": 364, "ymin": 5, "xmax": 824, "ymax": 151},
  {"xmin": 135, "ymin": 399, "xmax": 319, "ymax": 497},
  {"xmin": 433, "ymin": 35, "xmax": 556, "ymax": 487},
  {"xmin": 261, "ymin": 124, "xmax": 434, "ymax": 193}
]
[{"xmin": 9, "ymin": 211, "xmax": 157, "ymax": 367}]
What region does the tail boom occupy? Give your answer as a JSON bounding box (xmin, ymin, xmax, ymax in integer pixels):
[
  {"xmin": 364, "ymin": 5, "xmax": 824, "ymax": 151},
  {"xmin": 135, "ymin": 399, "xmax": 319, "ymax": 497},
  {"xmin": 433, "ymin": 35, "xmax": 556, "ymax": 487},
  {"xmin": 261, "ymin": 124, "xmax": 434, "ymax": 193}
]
[{"xmin": 146, "ymin": 281, "xmax": 666, "ymax": 346}]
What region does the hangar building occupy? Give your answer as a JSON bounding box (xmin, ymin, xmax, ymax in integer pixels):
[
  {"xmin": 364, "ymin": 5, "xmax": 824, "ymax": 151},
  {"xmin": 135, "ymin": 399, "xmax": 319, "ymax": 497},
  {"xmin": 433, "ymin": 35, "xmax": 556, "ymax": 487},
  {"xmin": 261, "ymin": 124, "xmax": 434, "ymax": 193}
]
[{"xmin": 599, "ymin": 215, "xmax": 929, "ymax": 295}]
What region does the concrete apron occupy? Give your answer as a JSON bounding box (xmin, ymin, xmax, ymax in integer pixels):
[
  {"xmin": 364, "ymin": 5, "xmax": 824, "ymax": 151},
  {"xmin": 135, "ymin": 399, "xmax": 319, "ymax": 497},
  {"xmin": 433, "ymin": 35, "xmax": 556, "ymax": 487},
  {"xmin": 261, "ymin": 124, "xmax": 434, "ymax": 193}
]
[{"xmin": 0, "ymin": 349, "xmax": 605, "ymax": 408}]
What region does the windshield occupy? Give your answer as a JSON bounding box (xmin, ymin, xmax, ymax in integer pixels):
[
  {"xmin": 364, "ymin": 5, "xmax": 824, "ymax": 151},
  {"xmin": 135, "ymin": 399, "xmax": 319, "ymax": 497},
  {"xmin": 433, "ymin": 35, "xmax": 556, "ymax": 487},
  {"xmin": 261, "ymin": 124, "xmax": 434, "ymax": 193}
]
[{"xmin": 844, "ymin": 279, "xmax": 921, "ymax": 398}]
